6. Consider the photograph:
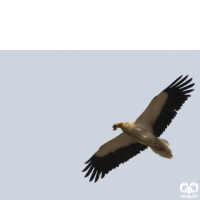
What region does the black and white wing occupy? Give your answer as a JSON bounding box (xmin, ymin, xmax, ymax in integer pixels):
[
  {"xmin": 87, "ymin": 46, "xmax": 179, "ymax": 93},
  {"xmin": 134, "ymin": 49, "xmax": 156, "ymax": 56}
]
[
  {"xmin": 135, "ymin": 75, "xmax": 195, "ymax": 137},
  {"xmin": 82, "ymin": 133, "xmax": 147, "ymax": 182}
]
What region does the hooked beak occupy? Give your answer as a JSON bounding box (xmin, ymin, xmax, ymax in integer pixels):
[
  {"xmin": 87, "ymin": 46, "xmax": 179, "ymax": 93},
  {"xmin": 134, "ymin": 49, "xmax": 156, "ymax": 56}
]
[
  {"xmin": 113, "ymin": 124, "xmax": 118, "ymax": 131},
  {"xmin": 112, "ymin": 122, "xmax": 123, "ymax": 131}
]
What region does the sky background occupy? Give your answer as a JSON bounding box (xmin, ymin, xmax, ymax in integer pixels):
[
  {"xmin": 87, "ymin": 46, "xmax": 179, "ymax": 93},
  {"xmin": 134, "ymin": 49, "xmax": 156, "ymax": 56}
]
[{"xmin": 0, "ymin": 51, "xmax": 199, "ymax": 200}]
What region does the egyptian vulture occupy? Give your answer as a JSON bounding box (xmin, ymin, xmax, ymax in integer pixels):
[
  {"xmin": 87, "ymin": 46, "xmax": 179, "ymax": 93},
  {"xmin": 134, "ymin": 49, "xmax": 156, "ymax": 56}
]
[{"xmin": 82, "ymin": 75, "xmax": 194, "ymax": 182}]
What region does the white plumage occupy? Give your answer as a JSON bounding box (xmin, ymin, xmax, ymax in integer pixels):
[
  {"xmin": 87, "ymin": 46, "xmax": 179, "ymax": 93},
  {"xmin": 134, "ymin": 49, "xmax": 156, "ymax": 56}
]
[{"xmin": 82, "ymin": 75, "xmax": 194, "ymax": 182}]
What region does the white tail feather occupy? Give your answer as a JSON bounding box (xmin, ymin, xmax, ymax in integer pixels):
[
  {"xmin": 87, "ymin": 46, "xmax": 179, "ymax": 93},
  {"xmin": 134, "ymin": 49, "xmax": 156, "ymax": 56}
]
[
  {"xmin": 150, "ymin": 138, "xmax": 173, "ymax": 159},
  {"xmin": 159, "ymin": 138, "xmax": 170, "ymax": 146}
]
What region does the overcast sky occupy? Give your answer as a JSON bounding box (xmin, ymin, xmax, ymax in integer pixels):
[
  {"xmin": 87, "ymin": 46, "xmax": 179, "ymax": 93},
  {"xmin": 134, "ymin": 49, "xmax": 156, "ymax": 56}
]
[{"xmin": 0, "ymin": 51, "xmax": 199, "ymax": 200}]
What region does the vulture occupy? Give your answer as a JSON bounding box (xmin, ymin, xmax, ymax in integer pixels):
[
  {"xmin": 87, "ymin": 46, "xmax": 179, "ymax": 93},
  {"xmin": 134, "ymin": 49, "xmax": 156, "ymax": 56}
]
[{"xmin": 82, "ymin": 75, "xmax": 195, "ymax": 182}]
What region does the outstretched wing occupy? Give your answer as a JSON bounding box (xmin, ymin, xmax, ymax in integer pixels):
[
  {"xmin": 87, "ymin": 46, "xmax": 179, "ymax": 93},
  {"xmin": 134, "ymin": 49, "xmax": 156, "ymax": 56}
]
[
  {"xmin": 135, "ymin": 75, "xmax": 195, "ymax": 137},
  {"xmin": 82, "ymin": 133, "xmax": 147, "ymax": 182}
]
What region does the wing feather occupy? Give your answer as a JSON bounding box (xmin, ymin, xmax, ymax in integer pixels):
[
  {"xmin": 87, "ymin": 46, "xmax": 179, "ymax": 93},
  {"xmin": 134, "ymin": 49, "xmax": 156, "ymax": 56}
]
[
  {"xmin": 136, "ymin": 75, "xmax": 194, "ymax": 137},
  {"xmin": 82, "ymin": 133, "xmax": 147, "ymax": 182}
]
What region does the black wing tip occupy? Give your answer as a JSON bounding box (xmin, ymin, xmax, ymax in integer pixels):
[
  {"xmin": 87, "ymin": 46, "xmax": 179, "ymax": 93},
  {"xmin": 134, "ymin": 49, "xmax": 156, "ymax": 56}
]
[
  {"xmin": 179, "ymin": 75, "xmax": 183, "ymax": 79},
  {"xmin": 82, "ymin": 143, "xmax": 148, "ymax": 182},
  {"xmin": 82, "ymin": 167, "xmax": 88, "ymax": 172},
  {"xmin": 153, "ymin": 75, "xmax": 195, "ymax": 137},
  {"xmin": 165, "ymin": 75, "xmax": 194, "ymax": 91},
  {"xmin": 84, "ymin": 157, "xmax": 92, "ymax": 164},
  {"xmin": 177, "ymin": 75, "xmax": 191, "ymax": 81}
]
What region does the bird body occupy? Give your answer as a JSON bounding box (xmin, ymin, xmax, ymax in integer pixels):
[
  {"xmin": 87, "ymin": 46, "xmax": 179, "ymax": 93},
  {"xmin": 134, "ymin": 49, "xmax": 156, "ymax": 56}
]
[
  {"xmin": 114, "ymin": 122, "xmax": 172, "ymax": 159},
  {"xmin": 83, "ymin": 75, "xmax": 194, "ymax": 182}
]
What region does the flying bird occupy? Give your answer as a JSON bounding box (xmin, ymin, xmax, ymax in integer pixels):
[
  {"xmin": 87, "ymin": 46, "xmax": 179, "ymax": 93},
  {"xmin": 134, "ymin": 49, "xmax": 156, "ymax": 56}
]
[{"xmin": 82, "ymin": 75, "xmax": 195, "ymax": 182}]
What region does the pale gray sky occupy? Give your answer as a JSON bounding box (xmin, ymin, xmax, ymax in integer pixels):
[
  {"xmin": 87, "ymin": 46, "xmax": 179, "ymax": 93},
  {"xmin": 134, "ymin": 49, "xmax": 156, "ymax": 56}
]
[{"xmin": 0, "ymin": 51, "xmax": 199, "ymax": 200}]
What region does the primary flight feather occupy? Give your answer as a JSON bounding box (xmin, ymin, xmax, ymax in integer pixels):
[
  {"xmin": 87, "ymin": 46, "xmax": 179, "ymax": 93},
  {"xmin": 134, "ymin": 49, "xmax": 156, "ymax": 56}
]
[{"xmin": 82, "ymin": 75, "xmax": 195, "ymax": 182}]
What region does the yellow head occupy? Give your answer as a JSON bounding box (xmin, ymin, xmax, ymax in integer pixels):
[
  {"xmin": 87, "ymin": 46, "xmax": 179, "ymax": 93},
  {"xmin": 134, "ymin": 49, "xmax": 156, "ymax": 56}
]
[{"xmin": 112, "ymin": 122, "xmax": 124, "ymax": 130}]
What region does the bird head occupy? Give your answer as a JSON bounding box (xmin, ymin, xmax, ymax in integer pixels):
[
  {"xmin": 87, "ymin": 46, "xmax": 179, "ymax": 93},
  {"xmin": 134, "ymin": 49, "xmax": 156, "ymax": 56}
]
[{"xmin": 113, "ymin": 122, "xmax": 124, "ymax": 131}]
